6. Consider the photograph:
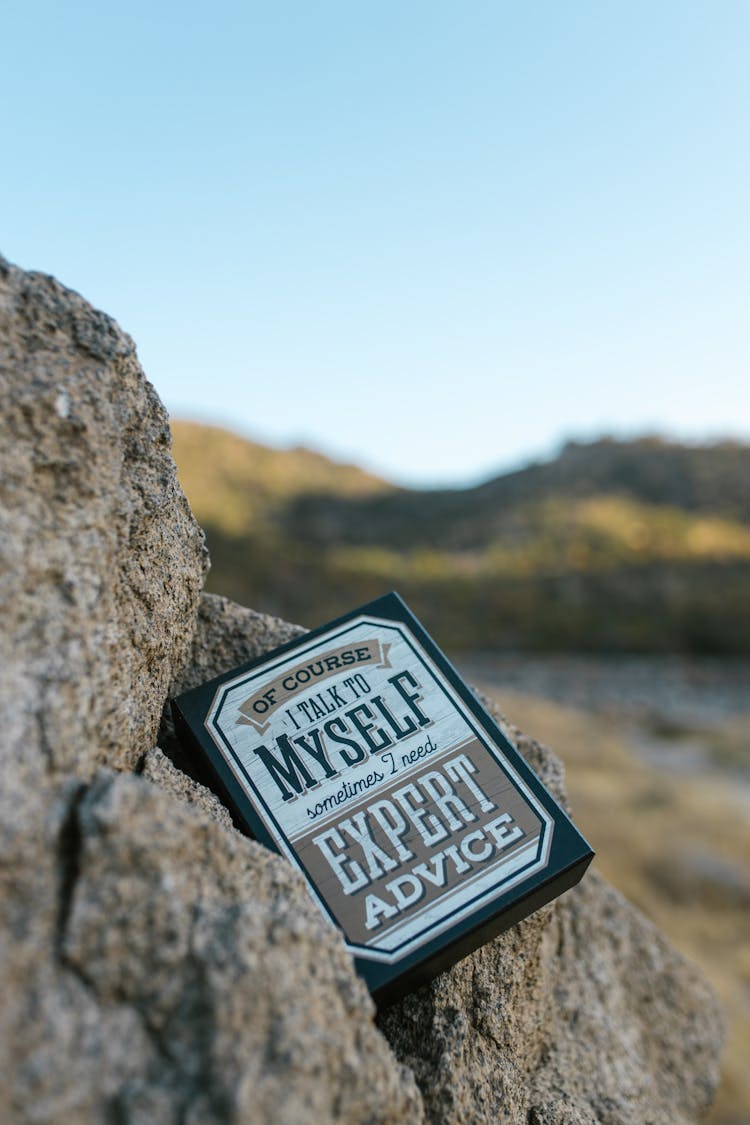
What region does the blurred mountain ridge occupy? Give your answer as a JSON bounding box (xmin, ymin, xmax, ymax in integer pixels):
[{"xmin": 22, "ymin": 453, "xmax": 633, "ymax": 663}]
[{"xmin": 172, "ymin": 420, "xmax": 750, "ymax": 653}]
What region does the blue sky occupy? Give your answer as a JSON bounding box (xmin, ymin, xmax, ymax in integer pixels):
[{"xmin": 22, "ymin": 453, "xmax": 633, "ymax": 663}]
[{"xmin": 3, "ymin": 1, "xmax": 748, "ymax": 485}]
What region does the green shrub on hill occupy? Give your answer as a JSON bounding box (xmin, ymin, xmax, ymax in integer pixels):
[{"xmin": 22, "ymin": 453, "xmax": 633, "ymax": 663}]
[{"xmin": 172, "ymin": 421, "xmax": 750, "ymax": 652}]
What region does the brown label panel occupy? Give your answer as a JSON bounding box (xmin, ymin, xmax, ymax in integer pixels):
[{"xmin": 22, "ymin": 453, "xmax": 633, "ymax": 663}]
[{"xmin": 295, "ymin": 738, "xmax": 543, "ymax": 950}]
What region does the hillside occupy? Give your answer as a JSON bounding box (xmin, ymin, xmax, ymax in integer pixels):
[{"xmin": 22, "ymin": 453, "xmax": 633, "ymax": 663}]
[
  {"xmin": 171, "ymin": 419, "xmax": 391, "ymax": 535},
  {"xmin": 172, "ymin": 421, "xmax": 750, "ymax": 652}
]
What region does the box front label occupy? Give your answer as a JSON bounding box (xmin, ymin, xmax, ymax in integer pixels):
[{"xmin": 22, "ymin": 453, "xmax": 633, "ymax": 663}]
[{"xmin": 204, "ymin": 614, "xmax": 553, "ymax": 962}]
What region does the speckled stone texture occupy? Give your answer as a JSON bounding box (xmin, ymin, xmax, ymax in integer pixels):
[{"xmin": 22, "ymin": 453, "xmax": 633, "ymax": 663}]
[
  {"xmin": 0, "ymin": 253, "xmax": 208, "ymax": 780},
  {"xmin": 0, "ymin": 257, "xmax": 419, "ymax": 1123},
  {"xmin": 0, "ymin": 255, "xmax": 724, "ymax": 1123},
  {"xmin": 60, "ymin": 770, "xmax": 422, "ymax": 1124},
  {"xmin": 380, "ymin": 867, "xmax": 722, "ymax": 1124},
  {"xmin": 0, "ymin": 253, "xmax": 206, "ymax": 1121}
]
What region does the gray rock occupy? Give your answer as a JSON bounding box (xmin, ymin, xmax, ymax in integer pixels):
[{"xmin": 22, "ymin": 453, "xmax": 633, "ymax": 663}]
[
  {"xmin": 0, "ymin": 256, "xmax": 419, "ymax": 1124},
  {"xmin": 141, "ymin": 745, "xmax": 235, "ymax": 831},
  {"xmin": 0, "ymin": 253, "xmax": 208, "ymax": 782},
  {"xmin": 380, "ymin": 869, "xmax": 723, "ymax": 1124},
  {"xmin": 60, "ymin": 770, "xmax": 422, "ymax": 1125},
  {"xmin": 173, "ymin": 592, "xmax": 307, "ymax": 691},
  {"xmin": 0, "ymin": 256, "xmax": 724, "ymax": 1123},
  {"xmin": 0, "ymin": 251, "xmax": 204, "ymax": 1120}
]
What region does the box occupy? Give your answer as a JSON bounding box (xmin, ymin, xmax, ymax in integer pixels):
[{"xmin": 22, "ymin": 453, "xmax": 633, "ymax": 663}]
[{"xmin": 172, "ymin": 592, "xmax": 594, "ymax": 1005}]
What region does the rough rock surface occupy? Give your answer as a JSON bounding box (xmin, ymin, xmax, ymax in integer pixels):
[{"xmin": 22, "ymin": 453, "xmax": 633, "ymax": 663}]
[
  {"xmin": 141, "ymin": 744, "xmax": 235, "ymax": 830},
  {"xmin": 0, "ymin": 258, "xmax": 418, "ymax": 1123},
  {"xmin": 380, "ymin": 867, "xmax": 722, "ymax": 1124},
  {"xmin": 62, "ymin": 770, "xmax": 421, "ymax": 1124},
  {"xmin": 0, "ymin": 253, "xmax": 204, "ymax": 1121},
  {"xmin": 0, "ymin": 255, "xmax": 724, "ymax": 1123},
  {"xmin": 0, "ymin": 253, "xmax": 208, "ymax": 781}
]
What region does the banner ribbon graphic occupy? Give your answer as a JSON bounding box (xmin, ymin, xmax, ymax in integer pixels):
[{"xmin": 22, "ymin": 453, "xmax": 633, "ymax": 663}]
[{"xmin": 235, "ymin": 639, "xmax": 392, "ymax": 731}]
